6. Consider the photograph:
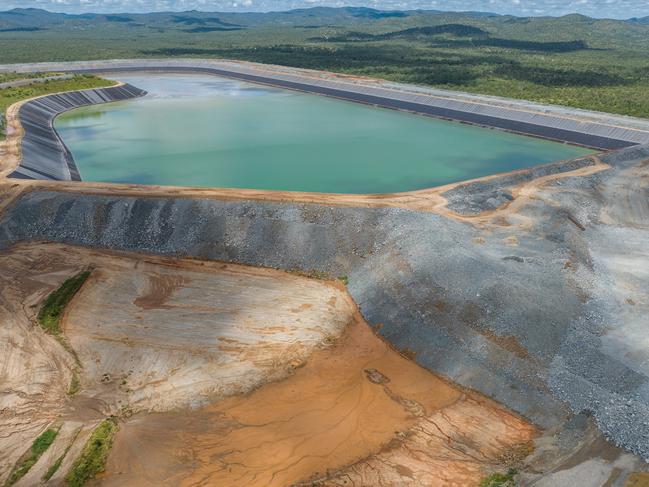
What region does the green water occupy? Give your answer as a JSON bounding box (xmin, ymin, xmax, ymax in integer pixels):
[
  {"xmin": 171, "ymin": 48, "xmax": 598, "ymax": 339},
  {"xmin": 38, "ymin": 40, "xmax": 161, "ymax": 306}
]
[{"xmin": 55, "ymin": 74, "xmax": 591, "ymax": 194}]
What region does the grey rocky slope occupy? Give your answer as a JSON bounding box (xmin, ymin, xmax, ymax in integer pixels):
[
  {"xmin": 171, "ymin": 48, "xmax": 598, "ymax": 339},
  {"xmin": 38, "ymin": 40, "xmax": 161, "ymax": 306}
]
[{"xmin": 1, "ymin": 145, "xmax": 648, "ymax": 461}]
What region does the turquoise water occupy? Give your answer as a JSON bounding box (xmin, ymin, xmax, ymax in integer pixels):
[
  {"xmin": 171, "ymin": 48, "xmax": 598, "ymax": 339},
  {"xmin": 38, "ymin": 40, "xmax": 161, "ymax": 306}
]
[{"xmin": 55, "ymin": 74, "xmax": 591, "ymax": 194}]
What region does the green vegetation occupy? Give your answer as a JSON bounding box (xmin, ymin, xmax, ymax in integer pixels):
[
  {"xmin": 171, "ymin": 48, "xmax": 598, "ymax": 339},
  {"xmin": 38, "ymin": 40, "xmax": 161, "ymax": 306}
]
[
  {"xmin": 480, "ymin": 468, "xmax": 518, "ymax": 487},
  {"xmin": 0, "ymin": 71, "xmax": 59, "ymax": 84},
  {"xmin": 0, "ymin": 76, "xmax": 113, "ymax": 138},
  {"xmin": 67, "ymin": 374, "xmax": 81, "ymax": 396},
  {"xmin": 289, "ymin": 268, "xmax": 332, "ymax": 280},
  {"xmin": 5, "ymin": 427, "xmax": 59, "ymax": 486},
  {"xmin": 37, "ymin": 270, "xmax": 91, "ymax": 335},
  {"xmin": 65, "ymin": 419, "xmax": 118, "ymax": 487},
  {"xmin": 1, "ymin": 8, "xmax": 649, "ymax": 117},
  {"xmin": 43, "ymin": 428, "xmax": 81, "ymax": 482},
  {"xmin": 43, "ymin": 455, "xmax": 64, "ymax": 482}
]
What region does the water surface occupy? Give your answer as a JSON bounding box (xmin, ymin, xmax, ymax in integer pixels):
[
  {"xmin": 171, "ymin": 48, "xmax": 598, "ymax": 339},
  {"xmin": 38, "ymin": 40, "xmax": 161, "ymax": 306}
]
[{"xmin": 55, "ymin": 74, "xmax": 591, "ymax": 193}]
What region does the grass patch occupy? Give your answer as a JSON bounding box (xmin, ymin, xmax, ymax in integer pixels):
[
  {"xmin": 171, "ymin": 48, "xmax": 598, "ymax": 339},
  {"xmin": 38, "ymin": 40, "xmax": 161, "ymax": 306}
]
[
  {"xmin": 67, "ymin": 374, "xmax": 81, "ymax": 396},
  {"xmin": 288, "ymin": 268, "xmax": 332, "ymax": 280},
  {"xmin": 43, "ymin": 427, "xmax": 82, "ymax": 482},
  {"xmin": 0, "ymin": 75, "xmax": 112, "ymax": 139},
  {"xmin": 399, "ymin": 347, "xmax": 417, "ymax": 360},
  {"xmin": 65, "ymin": 419, "xmax": 118, "ymax": 487},
  {"xmin": 43, "ymin": 454, "xmax": 64, "ymax": 482},
  {"xmin": 0, "ymin": 72, "xmax": 61, "ymax": 84},
  {"xmin": 480, "ymin": 468, "xmax": 518, "ymax": 487},
  {"xmin": 37, "ymin": 270, "xmax": 91, "ymax": 335},
  {"xmin": 5, "ymin": 427, "xmax": 59, "ymax": 486}
]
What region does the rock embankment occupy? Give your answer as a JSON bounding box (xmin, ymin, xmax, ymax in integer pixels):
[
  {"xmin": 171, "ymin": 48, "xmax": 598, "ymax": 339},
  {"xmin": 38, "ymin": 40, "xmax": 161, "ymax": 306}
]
[
  {"xmin": 9, "ymin": 83, "xmax": 145, "ymax": 181},
  {"xmin": 2, "ymin": 144, "xmax": 649, "ymax": 460}
]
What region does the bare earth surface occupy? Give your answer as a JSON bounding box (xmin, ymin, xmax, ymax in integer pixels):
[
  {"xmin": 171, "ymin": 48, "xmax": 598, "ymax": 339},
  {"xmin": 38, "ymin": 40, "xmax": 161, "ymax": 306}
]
[
  {"xmin": 101, "ymin": 317, "xmax": 535, "ymax": 487},
  {"xmin": 62, "ymin": 249, "xmax": 353, "ymax": 413},
  {"xmin": 0, "ymin": 245, "xmax": 76, "ymax": 484},
  {"xmin": 0, "ymin": 242, "xmax": 536, "ymax": 486}
]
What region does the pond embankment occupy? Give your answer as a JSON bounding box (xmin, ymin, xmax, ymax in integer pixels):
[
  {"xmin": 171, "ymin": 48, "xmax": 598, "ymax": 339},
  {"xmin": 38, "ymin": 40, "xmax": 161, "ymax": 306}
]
[
  {"xmin": 2, "ymin": 144, "xmax": 649, "ymax": 462},
  {"xmin": 8, "ymin": 83, "xmax": 145, "ymax": 181},
  {"xmin": 4, "ymin": 59, "xmax": 649, "ymax": 189},
  {"xmin": 4, "ymin": 59, "xmax": 649, "ymax": 151}
]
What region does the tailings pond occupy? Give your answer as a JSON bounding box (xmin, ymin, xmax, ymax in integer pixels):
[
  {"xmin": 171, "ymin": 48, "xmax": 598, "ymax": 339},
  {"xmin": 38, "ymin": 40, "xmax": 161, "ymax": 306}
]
[{"xmin": 54, "ymin": 74, "xmax": 592, "ymax": 193}]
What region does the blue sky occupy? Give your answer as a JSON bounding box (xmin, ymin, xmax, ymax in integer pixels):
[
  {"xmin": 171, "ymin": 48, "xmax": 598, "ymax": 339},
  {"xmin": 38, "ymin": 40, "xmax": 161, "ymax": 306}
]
[{"xmin": 1, "ymin": 0, "xmax": 648, "ymax": 19}]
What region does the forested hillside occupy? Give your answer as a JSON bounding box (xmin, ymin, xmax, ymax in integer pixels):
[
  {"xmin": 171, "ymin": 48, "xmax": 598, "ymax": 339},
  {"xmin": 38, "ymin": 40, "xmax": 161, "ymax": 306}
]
[{"xmin": 2, "ymin": 7, "xmax": 649, "ymax": 117}]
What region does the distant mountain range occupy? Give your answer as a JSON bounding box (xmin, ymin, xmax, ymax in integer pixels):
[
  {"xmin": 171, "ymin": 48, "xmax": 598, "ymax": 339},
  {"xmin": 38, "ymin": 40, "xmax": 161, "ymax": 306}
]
[
  {"xmin": 1, "ymin": 5, "xmax": 649, "ymax": 71},
  {"xmin": 1, "ymin": 6, "xmax": 647, "ymax": 24},
  {"xmin": 2, "ymin": 6, "xmax": 648, "ymax": 35},
  {"xmin": 628, "ymin": 16, "xmax": 649, "ymax": 24},
  {"xmin": 0, "ymin": 7, "xmax": 502, "ymax": 34}
]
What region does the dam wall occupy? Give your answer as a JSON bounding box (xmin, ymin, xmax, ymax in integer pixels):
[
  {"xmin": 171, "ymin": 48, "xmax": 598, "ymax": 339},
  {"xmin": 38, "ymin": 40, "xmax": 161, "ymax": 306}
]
[
  {"xmin": 9, "ymin": 83, "xmax": 146, "ymax": 181},
  {"xmin": 3, "ymin": 59, "xmax": 649, "ymax": 150},
  {"xmin": 5, "ymin": 59, "xmax": 649, "ymax": 186},
  {"xmin": 2, "ymin": 60, "xmax": 649, "ymax": 461},
  {"xmin": 2, "ymin": 143, "xmax": 649, "ymax": 460},
  {"xmin": 0, "ymin": 192, "xmax": 575, "ymax": 427}
]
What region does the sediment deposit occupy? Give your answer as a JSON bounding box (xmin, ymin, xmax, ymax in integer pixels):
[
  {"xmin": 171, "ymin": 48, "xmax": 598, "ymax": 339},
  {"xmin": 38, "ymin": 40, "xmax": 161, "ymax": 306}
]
[
  {"xmin": 0, "ymin": 243, "xmax": 540, "ymax": 486},
  {"xmin": 102, "ymin": 317, "xmax": 536, "ymax": 486}
]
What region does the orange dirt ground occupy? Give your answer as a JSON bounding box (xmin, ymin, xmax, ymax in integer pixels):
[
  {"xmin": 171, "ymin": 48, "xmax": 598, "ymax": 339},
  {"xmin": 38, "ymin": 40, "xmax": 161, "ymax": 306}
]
[
  {"xmin": 101, "ymin": 313, "xmax": 536, "ymax": 487},
  {"xmin": 0, "ymin": 242, "xmax": 537, "ymax": 486}
]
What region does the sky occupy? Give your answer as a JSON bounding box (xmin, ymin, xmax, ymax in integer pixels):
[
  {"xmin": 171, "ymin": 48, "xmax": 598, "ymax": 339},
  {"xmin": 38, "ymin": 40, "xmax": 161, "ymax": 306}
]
[{"xmin": 1, "ymin": 0, "xmax": 648, "ymax": 19}]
